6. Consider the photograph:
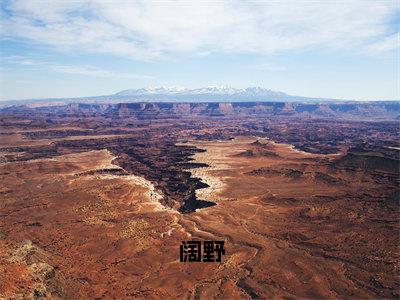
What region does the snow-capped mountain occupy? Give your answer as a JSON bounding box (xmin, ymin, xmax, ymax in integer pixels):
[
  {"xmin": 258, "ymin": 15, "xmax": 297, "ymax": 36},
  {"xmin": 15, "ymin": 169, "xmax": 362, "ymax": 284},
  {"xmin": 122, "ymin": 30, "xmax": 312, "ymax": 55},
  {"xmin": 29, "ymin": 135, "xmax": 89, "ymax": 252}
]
[
  {"xmin": 1, "ymin": 86, "xmax": 350, "ymax": 106},
  {"xmin": 112, "ymin": 86, "xmax": 317, "ymax": 102},
  {"xmin": 118, "ymin": 87, "xmax": 188, "ymax": 95},
  {"xmin": 116, "ymin": 86, "xmax": 239, "ymax": 96},
  {"xmin": 116, "ymin": 86, "xmax": 293, "ymax": 98}
]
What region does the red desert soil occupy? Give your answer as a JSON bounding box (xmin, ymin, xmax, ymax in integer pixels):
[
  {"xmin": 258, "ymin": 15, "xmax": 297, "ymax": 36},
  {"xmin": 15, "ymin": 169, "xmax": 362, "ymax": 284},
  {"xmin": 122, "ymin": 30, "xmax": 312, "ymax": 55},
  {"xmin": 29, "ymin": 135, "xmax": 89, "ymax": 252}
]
[{"xmin": 0, "ymin": 137, "xmax": 399, "ymax": 299}]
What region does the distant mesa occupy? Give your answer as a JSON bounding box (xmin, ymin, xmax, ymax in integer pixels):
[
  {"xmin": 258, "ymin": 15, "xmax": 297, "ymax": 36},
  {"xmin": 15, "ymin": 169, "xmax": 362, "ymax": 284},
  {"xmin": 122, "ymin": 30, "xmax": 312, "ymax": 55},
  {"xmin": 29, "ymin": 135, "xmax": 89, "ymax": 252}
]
[
  {"xmin": 0, "ymin": 86, "xmax": 363, "ymax": 107},
  {"xmin": 1, "ymin": 100, "xmax": 398, "ymax": 121}
]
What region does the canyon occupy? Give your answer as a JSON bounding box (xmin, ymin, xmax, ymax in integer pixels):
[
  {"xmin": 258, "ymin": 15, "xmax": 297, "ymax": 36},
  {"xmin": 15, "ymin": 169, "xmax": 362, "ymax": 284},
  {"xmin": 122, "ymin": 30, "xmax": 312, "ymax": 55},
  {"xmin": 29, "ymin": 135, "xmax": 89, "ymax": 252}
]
[{"xmin": 0, "ymin": 101, "xmax": 399, "ymax": 299}]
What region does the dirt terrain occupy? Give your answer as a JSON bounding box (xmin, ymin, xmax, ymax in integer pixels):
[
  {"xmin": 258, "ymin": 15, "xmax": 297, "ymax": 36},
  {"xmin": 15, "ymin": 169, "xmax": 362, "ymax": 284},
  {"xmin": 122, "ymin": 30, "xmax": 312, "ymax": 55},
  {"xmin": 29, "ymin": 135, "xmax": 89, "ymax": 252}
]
[
  {"xmin": 0, "ymin": 102, "xmax": 399, "ymax": 299},
  {"xmin": 185, "ymin": 137, "xmax": 399, "ymax": 298}
]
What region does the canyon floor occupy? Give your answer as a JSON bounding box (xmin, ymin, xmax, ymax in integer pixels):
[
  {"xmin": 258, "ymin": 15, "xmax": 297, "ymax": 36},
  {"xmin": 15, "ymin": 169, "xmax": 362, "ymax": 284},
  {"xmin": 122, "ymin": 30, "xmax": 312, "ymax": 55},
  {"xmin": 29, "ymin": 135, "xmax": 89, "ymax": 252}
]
[{"xmin": 0, "ymin": 102, "xmax": 399, "ymax": 299}]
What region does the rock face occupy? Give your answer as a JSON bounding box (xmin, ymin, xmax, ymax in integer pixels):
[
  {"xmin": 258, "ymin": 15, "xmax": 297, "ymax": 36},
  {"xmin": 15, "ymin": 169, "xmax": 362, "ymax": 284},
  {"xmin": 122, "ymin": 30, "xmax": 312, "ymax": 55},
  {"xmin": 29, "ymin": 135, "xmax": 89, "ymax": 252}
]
[
  {"xmin": 1, "ymin": 101, "xmax": 399, "ymax": 120},
  {"xmin": 1, "ymin": 240, "xmax": 61, "ymax": 299},
  {"xmin": 334, "ymin": 151, "xmax": 400, "ymax": 173}
]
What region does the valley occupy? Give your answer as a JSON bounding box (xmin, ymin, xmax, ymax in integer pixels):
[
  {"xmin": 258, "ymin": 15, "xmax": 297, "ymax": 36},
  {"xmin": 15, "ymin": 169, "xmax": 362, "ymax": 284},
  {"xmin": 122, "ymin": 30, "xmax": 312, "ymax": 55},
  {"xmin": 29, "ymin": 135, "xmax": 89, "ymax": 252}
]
[{"xmin": 0, "ymin": 101, "xmax": 399, "ymax": 299}]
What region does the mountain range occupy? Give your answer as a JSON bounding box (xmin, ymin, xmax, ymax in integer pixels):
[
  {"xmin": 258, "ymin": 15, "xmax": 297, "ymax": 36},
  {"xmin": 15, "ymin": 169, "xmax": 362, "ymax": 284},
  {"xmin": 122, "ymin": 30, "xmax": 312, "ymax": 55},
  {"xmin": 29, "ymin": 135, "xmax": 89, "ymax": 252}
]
[
  {"xmin": 114, "ymin": 86, "xmax": 330, "ymax": 102},
  {"xmin": 1, "ymin": 86, "xmax": 398, "ymax": 108}
]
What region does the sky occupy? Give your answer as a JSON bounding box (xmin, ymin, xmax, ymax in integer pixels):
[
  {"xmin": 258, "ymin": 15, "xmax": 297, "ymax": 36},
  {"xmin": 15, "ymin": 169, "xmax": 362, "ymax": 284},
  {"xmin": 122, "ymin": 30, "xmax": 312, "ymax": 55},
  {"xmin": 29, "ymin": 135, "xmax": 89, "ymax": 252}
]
[{"xmin": 0, "ymin": 0, "xmax": 399, "ymax": 101}]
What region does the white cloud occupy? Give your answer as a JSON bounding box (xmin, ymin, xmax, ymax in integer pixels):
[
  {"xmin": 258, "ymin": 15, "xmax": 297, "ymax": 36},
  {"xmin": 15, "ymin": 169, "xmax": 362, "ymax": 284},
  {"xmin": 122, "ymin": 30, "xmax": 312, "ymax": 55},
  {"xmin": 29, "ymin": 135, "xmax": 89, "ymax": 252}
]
[
  {"xmin": 366, "ymin": 33, "xmax": 399, "ymax": 54},
  {"xmin": 255, "ymin": 63, "xmax": 286, "ymax": 72},
  {"xmin": 1, "ymin": 55, "xmax": 38, "ymax": 65},
  {"xmin": 49, "ymin": 65, "xmax": 154, "ymax": 79},
  {"xmin": 49, "ymin": 65, "xmax": 113, "ymax": 77},
  {"xmin": 2, "ymin": 55, "xmax": 154, "ymax": 79},
  {"xmin": 1, "ymin": 0, "xmax": 398, "ymax": 60}
]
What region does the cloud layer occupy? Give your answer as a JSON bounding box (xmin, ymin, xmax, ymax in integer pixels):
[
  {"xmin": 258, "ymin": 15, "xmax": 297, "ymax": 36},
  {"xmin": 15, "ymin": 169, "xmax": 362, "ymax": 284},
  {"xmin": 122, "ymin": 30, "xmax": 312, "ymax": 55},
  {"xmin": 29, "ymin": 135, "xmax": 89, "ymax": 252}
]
[
  {"xmin": 2, "ymin": 55, "xmax": 154, "ymax": 79},
  {"xmin": 1, "ymin": 0, "xmax": 398, "ymax": 60}
]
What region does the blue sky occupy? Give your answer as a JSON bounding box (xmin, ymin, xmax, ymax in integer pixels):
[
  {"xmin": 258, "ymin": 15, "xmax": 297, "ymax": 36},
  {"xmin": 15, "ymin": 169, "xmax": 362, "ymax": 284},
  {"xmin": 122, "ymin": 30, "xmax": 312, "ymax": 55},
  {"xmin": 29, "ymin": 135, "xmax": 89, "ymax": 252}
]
[{"xmin": 0, "ymin": 0, "xmax": 399, "ymax": 101}]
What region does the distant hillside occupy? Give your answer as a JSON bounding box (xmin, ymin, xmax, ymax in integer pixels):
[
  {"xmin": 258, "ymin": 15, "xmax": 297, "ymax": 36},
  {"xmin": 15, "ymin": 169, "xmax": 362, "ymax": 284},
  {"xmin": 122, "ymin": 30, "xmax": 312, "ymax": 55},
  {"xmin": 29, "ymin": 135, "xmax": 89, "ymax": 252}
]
[
  {"xmin": 113, "ymin": 86, "xmax": 306, "ymax": 102},
  {"xmin": 1, "ymin": 101, "xmax": 399, "ymax": 121},
  {"xmin": 0, "ymin": 86, "xmax": 352, "ymax": 107}
]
